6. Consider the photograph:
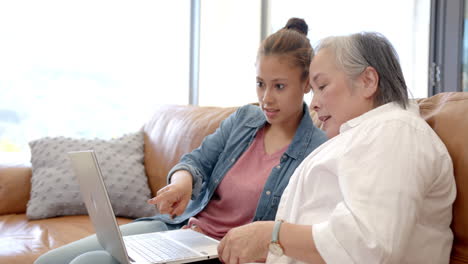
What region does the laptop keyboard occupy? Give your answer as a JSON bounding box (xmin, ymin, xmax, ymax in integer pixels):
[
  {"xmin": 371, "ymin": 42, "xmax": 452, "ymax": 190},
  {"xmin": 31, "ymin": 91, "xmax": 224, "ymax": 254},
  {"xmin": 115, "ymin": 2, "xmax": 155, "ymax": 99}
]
[{"xmin": 124, "ymin": 233, "xmax": 199, "ymax": 263}]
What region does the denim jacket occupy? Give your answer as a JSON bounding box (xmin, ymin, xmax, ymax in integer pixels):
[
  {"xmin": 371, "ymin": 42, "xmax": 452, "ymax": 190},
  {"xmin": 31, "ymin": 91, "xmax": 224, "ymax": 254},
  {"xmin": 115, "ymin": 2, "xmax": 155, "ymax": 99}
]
[{"xmin": 138, "ymin": 103, "xmax": 327, "ymax": 227}]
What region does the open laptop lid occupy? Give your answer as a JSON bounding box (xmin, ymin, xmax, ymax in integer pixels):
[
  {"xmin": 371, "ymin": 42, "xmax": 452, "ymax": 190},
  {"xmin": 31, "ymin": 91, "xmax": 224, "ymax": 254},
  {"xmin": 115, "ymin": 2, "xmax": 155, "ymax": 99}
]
[{"xmin": 69, "ymin": 150, "xmax": 131, "ymax": 264}]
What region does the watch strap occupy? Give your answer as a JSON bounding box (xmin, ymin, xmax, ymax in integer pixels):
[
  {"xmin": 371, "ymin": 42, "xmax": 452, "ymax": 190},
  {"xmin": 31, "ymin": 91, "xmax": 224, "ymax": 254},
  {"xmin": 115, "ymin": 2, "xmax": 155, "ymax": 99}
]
[{"xmin": 271, "ymin": 220, "xmax": 283, "ymax": 243}]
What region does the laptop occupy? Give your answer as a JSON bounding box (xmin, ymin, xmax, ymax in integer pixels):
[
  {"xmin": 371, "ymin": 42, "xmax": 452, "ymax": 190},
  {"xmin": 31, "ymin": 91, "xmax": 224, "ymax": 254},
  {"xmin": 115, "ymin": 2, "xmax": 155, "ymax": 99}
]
[{"xmin": 68, "ymin": 150, "xmax": 219, "ymax": 264}]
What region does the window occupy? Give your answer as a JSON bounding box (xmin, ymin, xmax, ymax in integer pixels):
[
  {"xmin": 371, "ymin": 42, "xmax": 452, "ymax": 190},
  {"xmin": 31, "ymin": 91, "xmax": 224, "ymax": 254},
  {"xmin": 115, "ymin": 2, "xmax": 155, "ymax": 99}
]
[
  {"xmin": 0, "ymin": 1, "xmax": 190, "ymax": 152},
  {"xmin": 270, "ymin": 0, "xmax": 431, "ymax": 101},
  {"xmin": 429, "ymin": 0, "xmax": 465, "ymax": 93},
  {"xmin": 198, "ymin": 0, "xmax": 261, "ymax": 106},
  {"xmin": 0, "ymin": 1, "xmax": 441, "ymax": 154}
]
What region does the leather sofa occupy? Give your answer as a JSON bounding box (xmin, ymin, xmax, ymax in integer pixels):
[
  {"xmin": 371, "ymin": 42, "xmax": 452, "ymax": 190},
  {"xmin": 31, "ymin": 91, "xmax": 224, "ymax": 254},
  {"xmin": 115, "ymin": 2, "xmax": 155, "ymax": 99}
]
[{"xmin": 0, "ymin": 92, "xmax": 467, "ymax": 264}]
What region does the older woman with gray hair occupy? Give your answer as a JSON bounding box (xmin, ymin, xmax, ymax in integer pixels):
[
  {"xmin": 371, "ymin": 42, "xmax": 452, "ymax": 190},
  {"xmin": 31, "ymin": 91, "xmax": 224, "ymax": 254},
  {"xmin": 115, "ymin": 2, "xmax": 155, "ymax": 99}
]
[{"xmin": 217, "ymin": 32, "xmax": 456, "ymax": 264}]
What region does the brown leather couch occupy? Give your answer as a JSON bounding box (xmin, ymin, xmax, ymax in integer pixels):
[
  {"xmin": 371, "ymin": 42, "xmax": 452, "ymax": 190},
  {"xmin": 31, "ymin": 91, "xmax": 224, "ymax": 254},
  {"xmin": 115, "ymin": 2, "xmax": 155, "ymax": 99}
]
[{"xmin": 0, "ymin": 92, "xmax": 467, "ymax": 264}]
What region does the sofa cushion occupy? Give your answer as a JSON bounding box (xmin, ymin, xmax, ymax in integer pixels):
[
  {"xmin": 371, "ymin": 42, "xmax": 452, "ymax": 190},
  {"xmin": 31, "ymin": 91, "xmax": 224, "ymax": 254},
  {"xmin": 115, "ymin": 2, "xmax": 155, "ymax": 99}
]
[
  {"xmin": 27, "ymin": 131, "xmax": 157, "ymax": 220},
  {"xmin": 0, "ymin": 166, "xmax": 31, "ymax": 215},
  {"xmin": 418, "ymin": 92, "xmax": 468, "ymax": 264}
]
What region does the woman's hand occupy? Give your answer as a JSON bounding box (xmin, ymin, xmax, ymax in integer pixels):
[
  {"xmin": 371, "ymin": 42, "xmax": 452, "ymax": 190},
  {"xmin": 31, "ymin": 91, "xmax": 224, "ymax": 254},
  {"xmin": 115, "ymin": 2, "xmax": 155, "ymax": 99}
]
[
  {"xmin": 147, "ymin": 170, "xmax": 193, "ymax": 218},
  {"xmin": 181, "ymin": 224, "xmax": 204, "ymax": 234},
  {"xmin": 218, "ymin": 221, "xmax": 274, "ymax": 264}
]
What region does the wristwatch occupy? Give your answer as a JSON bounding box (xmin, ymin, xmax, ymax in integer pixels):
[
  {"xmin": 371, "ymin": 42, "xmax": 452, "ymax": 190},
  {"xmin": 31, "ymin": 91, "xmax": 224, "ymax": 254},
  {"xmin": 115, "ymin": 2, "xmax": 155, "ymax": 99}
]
[{"xmin": 268, "ymin": 220, "xmax": 284, "ymax": 256}]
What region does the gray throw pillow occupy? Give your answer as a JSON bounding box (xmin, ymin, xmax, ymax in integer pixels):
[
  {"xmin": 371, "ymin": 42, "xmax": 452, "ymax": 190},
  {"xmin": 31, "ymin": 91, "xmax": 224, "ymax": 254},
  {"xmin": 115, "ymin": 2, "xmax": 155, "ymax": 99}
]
[{"xmin": 27, "ymin": 131, "xmax": 157, "ymax": 220}]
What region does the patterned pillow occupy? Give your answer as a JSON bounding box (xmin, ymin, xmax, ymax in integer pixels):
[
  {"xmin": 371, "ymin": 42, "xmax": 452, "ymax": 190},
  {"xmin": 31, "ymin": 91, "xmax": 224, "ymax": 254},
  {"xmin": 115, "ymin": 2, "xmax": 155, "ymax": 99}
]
[{"xmin": 27, "ymin": 131, "xmax": 157, "ymax": 220}]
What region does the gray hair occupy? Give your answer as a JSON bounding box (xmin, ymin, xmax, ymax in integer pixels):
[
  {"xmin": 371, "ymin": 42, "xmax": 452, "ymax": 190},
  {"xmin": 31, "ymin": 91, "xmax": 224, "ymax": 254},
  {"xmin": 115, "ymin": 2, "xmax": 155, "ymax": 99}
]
[{"xmin": 315, "ymin": 32, "xmax": 409, "ymax": 109}]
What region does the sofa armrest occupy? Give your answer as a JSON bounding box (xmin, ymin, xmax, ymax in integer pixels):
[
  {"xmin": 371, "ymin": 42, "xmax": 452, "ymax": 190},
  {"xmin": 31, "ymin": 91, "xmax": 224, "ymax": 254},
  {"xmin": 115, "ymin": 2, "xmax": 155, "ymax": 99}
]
[{"xmin": 0, "ymin": 153, "xmax": 32, "ymax": 215}]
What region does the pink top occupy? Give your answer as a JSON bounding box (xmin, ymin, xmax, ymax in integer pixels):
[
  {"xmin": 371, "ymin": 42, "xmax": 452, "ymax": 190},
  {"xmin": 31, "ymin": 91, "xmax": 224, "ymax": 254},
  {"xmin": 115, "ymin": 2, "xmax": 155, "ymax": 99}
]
[{"xmin": 188, "ymin": 127, "xmax": 288, "ymax": 240}]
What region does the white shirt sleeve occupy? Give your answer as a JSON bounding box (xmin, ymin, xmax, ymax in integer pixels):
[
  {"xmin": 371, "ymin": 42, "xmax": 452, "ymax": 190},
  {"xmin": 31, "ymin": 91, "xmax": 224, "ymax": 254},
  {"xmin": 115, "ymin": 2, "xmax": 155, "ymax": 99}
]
[{"xmin": 312, "ymin": 119, "xmax": 449, "ymax": 264}]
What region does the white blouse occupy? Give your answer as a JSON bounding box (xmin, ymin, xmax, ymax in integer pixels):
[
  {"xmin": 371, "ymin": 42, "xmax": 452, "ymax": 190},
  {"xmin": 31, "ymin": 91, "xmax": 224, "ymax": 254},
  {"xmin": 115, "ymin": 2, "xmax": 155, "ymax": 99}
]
[{"xmin": 266, "ymin": 102, "xmax": 456, "ymax": 264}]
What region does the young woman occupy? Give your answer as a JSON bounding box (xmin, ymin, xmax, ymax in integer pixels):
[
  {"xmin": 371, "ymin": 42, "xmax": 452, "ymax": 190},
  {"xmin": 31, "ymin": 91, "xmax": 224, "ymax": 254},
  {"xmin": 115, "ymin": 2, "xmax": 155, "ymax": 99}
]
[
  {"xmin": 34, "ymin": 18, "xmax": 328, "ymax": 264},
  {"xmin": 218, "ymin": 32, "xmax": 456, "ymax": 264}
]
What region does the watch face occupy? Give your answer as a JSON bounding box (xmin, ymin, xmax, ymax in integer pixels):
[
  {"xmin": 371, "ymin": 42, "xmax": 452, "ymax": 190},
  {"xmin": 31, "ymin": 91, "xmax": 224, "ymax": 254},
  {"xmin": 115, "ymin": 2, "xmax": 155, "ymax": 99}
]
[{"xmin": 269, "ymin": 242, "xmax": 284, "ymax": 256}]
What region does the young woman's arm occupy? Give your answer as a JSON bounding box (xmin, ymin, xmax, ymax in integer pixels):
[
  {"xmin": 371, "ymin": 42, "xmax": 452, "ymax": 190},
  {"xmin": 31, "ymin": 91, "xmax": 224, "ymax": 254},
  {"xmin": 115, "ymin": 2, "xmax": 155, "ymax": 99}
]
[
  {"xmin": 149, "ymin": 106, "xmax": 256, "ymax": 217},
  {"xmin": 148, "ymin": 170, "xmax": 193, "ymax": 217},
  {"xmin": 167, "ymin": 106, "xmax": 242, "ymax": 197}
]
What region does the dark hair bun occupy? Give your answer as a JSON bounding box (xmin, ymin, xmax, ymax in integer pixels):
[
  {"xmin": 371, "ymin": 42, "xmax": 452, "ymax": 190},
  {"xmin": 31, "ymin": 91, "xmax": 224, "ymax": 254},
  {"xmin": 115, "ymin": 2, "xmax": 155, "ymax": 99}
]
[{"xmin": 284, "ymin": 18, "xmax": 308, "ymax": 36}]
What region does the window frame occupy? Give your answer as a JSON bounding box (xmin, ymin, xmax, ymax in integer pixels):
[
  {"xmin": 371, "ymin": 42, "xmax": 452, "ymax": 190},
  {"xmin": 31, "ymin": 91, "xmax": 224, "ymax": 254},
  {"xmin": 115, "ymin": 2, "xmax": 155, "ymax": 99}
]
[{"xmin": 429, "ymin": 0, "xmax": 465, "ymax": 94}]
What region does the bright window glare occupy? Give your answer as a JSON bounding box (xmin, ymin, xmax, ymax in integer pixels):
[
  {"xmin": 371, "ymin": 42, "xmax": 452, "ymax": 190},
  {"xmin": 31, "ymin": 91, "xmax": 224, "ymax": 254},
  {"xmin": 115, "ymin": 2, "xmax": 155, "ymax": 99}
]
[
  {"xmin": 198, "ymin": 0, "xmax": 261, "ymax": 107},
  {"xmin": 270, "ymin": 0, "xmax": 430, "ymax": 103},
  {"xmin": 0, "ymin": 1, "xmax": 189, "ymax": 152}
]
